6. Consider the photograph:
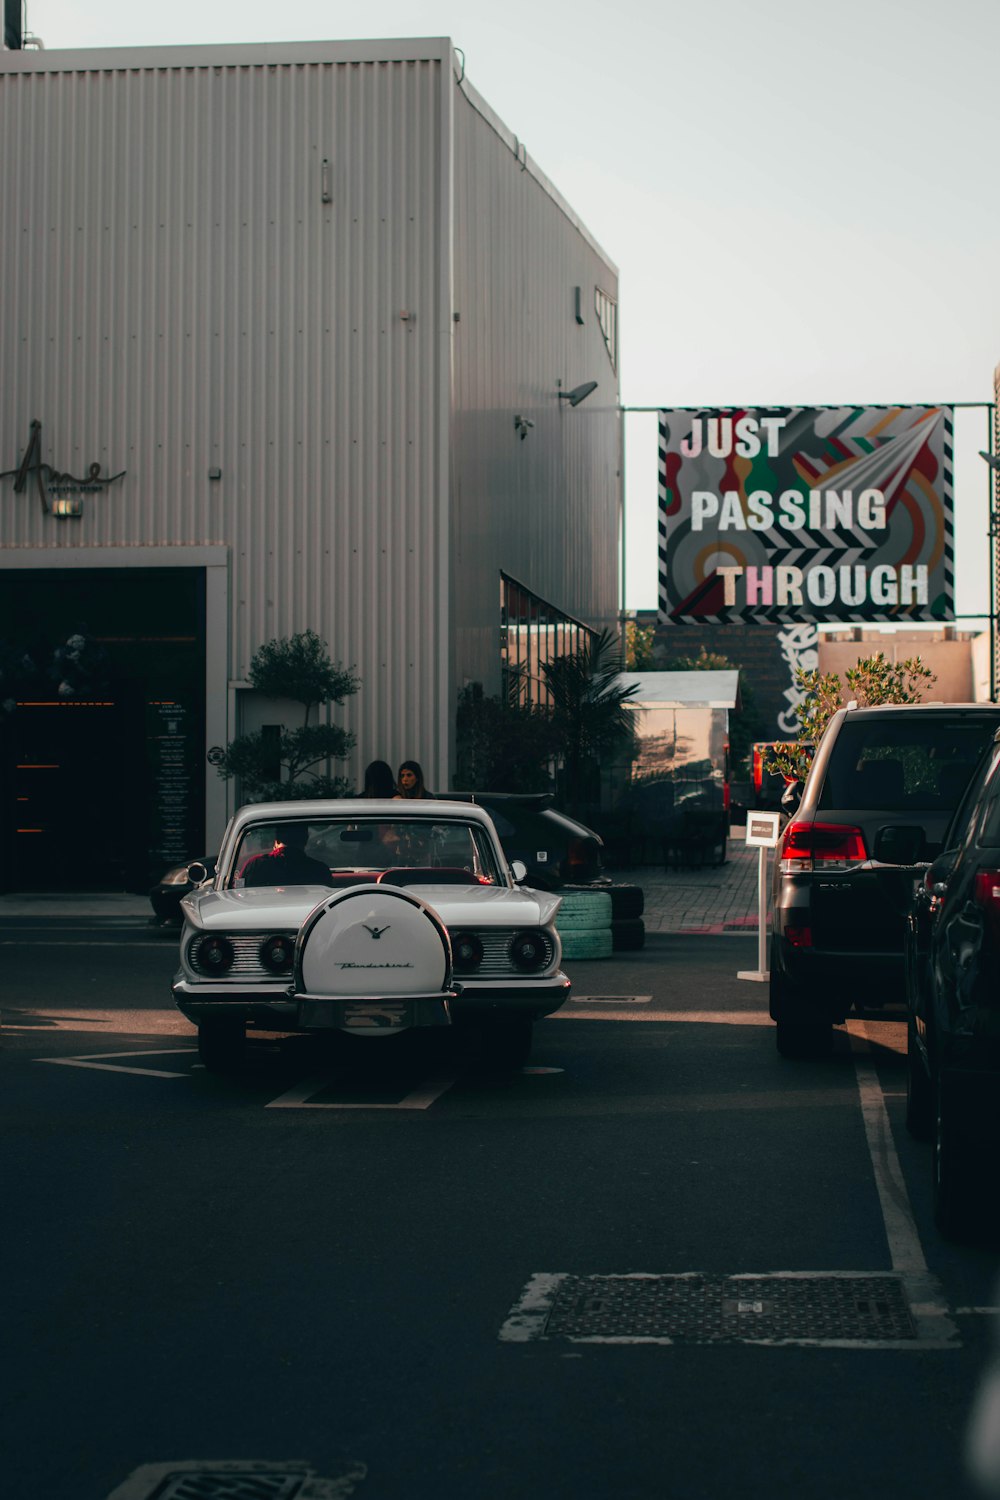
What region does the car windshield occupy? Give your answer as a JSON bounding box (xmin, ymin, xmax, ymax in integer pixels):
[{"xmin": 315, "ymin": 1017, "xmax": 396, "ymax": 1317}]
[
  {"xmin": 817, "ymin": 718, "xmax": 996, "ymax": 812},
  {"xmin": 227, "ymin": 816, "xmax": 504, "ymax": 889}
]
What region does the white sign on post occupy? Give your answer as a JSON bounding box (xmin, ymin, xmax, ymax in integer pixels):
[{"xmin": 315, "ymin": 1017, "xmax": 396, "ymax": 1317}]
[
  {"xmin": 738, "ymin": 814, "xmax": 782, "ymax": 983},
  {"xmin": 745, "ymin": 811, "xmax": 781, "ymax": 849}
]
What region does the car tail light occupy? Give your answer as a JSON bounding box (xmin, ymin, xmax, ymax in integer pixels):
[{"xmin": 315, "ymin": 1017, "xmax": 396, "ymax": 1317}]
[
  {"xmin": 259, "ymin": 934, "xmax": 294, "ymax": 974},
  {"xmin": 752, "ymin": 745, "xmax": 764, "ymax": 794},
  {"xmin": 785, "ymin": 926, "xmax": 813, "ymax": 948},
  {"xmin": 510, "ymin": 930, "xmax": 550, "ymax": 972},
  {"xmin": 452, "ymin": 931, "xmax": 484, "ymax": 971},
  {"xmin": 779, "ymin": 821, "xmax": 867, "ymax": 872},
  {"xmin": 974, "ymin": 871, "xmax": 1000, "ymax": 913},
  {"xmin": 566, "ymin": 837, "xmax": 597, "ymax": 878},
  {"xmin": 195, "ymin": 935, "xmax": 235, "ymax": 974}
]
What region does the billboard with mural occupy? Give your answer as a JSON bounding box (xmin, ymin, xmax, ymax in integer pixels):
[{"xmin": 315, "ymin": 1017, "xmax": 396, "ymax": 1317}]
[{"xmin": 658, "ymin": 406, "xmax": 954, "ymax": 624}]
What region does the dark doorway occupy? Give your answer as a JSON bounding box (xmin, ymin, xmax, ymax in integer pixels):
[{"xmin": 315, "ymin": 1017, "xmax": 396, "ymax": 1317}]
[{"xmin": 0, "ymin": 568, "xmax": 206, "ymax": 892}]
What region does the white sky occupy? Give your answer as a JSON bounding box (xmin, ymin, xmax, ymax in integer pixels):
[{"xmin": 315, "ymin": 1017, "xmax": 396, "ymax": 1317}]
[{"xmin": 15, "ymin": 0, "xmax": 1000, "ymax": 620}]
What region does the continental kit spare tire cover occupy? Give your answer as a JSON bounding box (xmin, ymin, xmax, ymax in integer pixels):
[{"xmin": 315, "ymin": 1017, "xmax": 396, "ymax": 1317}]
[{"xmin": 296, "ymin": 885, "xmax": 451, "ymax": 998}]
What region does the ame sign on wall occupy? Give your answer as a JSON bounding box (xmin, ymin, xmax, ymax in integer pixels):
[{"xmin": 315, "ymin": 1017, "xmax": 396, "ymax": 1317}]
[{"xmin": 657, "ymin": 406, "xmax": 954, "ymax": 624}]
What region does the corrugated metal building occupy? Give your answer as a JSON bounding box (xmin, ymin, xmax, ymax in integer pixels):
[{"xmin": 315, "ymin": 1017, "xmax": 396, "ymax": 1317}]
[{"xmin": 0, "ymin": 37, "xmax": 620, "ymax": 890}]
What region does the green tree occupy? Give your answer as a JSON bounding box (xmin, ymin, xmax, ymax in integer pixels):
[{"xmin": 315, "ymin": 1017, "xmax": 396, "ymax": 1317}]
[
  {"xmin": 454, "ymin": 682, "xmax": 557, "ymax": 792},
  {"xmin": 541, "ymin": 628, "xmax": 639, "ymax": 812},
  {"xmin": 215, "ymin": 630, "xmax": 360, "ymax": 800},
  {"xmin": 625, "ymin": 619, "xmax": 656, "ymax": 671},
  {"xmin": 769, "ymin": 651, "xmax": 937, "ymax": 781}
]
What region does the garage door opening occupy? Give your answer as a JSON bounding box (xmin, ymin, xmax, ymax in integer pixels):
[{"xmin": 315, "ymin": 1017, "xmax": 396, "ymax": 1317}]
[{"xmin": 0, "ymin": 567, "xmax": 206, "ymax": 892}]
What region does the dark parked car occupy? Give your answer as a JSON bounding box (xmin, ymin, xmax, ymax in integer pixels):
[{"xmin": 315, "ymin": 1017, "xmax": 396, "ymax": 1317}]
[
  {"xmin": 453, "ymin": 793, "xmax": 607, "ymax": 890},
  {"xmin": 904, "ymin": 725, "xmax": 1000, "ymax": 1236},
  {"xmin": 751, "ymin": 740, "xmax": 811, "ymax": 810},
  {"xmin": 149, "ymin": 856, "xmax": 217, "ymax": 924},
  {"xmin": 769, "ymin": 703, "xmax": 1000, "ymax": 1059}
]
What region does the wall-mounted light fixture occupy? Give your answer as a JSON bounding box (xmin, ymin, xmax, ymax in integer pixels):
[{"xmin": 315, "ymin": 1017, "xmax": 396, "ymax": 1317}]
[
  {"xmin": 558, "ymin": 380, "xmax": 598, "ymax": 408},
  {"xmin": 50, "ymin": 496, "xmax": 84, "ymax": 519},
  {"xmin": 514, "ymin": 415, "xmax": 534, "ymax": 440}
]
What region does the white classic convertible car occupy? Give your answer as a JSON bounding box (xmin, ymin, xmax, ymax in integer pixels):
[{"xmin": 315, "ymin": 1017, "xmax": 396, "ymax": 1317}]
[{"xmin": 172, "ymin": 799, "xmax": 570, "ymax": 1071}]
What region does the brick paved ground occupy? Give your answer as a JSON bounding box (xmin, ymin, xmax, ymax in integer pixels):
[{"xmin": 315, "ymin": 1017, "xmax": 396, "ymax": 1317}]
[{"xmin": 615, "ymin": 829, "xmax": 770, "ymax": 936}]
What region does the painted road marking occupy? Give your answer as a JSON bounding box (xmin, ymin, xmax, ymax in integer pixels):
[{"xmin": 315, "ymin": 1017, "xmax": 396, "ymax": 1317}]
[
  {"xmin": 265, "ymin": 1072, "xmax": 458, "ymax": 1110},
  {"xmin": 571, "ymin": 994, "xmax": 653, "ymax": 1004},
  {"xmin": 846, "ymin": 1019, "xmax": 957, "ymax": 1346},
  {"xmin": 37, "ymin": 1047, "xmax": 197, "ymax": 1078},
  {"xmin": 551, "ymin": 1007, "xmax": 772, "ymax": 1024}
]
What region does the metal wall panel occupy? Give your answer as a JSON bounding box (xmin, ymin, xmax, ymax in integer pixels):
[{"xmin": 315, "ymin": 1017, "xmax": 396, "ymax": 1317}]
[
  {"xmin": 1, "ymin": 39, "xmax": 621, "ymax": 807},
  {"xmin": 450, "ymin": 76, "xmax": 622, "ymax": 695},
  {"xmin": 0, "ymin": 42, "xmax": 449, "ymax": 792}
]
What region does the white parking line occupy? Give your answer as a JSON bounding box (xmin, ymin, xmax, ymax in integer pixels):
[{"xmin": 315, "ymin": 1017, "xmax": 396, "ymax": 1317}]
[
  {"xmin": 37, "ymin": 1047, "xmax": 196, "ymax": 1079},
  {"xmin": 571, "ymin": 994, "xmax": 653, "ymax": 1004},
  {"xmin": 552, "ymin": 1007, "xmax": 772, "ymax": 1025},
  {"xmin": 846, "ymin": 1019, "xmax": 957, "ymax": 1345},
  {"xmin": 265, "ymin": 1073, "xmax": 458, "ymax": 1110}
]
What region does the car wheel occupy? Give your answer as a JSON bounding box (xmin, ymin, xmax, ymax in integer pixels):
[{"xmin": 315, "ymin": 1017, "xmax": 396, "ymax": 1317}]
[
  {"xmin": 770, "ymin": 962, "xmax": 832, "ymax": 1058},
  {"xmin": 932, "ymin": 1070, "xmax": 978, "ymax": 1239},
  {"xmin": 905, "ymin": 1018, "xmax": 933, "ymax": 1141},
  {"xmin": 198, "ymin": 1017, "xmax": 246, "ymax": 1073}
]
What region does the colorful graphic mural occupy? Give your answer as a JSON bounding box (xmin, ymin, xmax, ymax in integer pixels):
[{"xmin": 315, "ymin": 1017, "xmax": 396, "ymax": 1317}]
[{"xmin": 658, "ymin": 406, "xmax": 954, "ymax": 624}]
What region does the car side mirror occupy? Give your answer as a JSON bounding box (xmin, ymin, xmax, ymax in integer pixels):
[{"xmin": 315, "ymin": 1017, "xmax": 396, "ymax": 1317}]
[
  {"xmin": 510, "ymin": 859, "xmax": 528, "ymax": 884},
  {"xmin": 873, "ymin": 825, "xmax": 926, "ymax": 865},
  {"xmin": 780, "ymin": 780, "xmax": 804, "ymax": 813},
  {"xmin": 186, "ymin": 861, "xmax": 209, "ymax": 885}
]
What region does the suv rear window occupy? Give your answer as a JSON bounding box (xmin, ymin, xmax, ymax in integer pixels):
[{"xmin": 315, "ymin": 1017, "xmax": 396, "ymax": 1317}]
[{"xmin": 817, "ymin": 718, "xmax": 994, "ymax": 812}]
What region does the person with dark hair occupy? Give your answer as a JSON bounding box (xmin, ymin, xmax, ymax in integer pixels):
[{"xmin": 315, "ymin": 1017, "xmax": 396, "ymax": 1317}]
[
  {"xmin": 395, "ymin": 760, "xmax": 434, "ymax": 799},
  {"xmin": 240, "ymin": 822, "xmax": 334, "ymax": 887},
  {"xmin": 360, "ymin": 759, "xmax": 396, "ymax": 797}
]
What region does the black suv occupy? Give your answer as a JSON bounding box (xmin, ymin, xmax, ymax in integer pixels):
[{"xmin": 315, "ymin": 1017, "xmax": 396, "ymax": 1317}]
[
  {"xmin": 770, "ymin": 703, "xmax": 1000, "ymax": 1057},
  {"xmin": 904, "ymin": 725, "xmax": 1000, "ymax": 1235}
]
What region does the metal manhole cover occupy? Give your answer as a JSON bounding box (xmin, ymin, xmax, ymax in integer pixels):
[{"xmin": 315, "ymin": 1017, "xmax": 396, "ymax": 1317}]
[
  {"xmin": 105, "ymin": 1459, "xmax": 367, "ymax": 1500},
  {"xmin": 505, "ymin": 1273, "xmax": 919, "ymax": 1345},
  {"xmin": 152, "ymin": 1477, "xmax": 304, "ymax": 1499}
]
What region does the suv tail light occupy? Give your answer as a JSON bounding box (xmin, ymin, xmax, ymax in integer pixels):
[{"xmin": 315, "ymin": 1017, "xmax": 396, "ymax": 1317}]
[
  {"xmin": 779, "ymin": 820, "xmax": 868, "ymax": 872},
  {"xmin": 974, "ymin": 870, "xmax": 1000, "ymax": 914}
]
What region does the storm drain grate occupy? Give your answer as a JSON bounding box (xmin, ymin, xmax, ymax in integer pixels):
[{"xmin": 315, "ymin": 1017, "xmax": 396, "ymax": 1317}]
[
  {"xmin": 507, "ymin": 1273, "xmax": 919, "ymax": 1345},
  {"xmin": 151, "ymin": 1477, "xmax": 305, "ymax": 1499},
  {"xmin": 106, "ymin": 1459, "xmax": 368, "ymax": 1500}
]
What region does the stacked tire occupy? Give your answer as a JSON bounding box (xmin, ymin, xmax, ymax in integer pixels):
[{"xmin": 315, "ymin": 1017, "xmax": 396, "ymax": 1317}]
[
  {"xmin": 557, "ymin": 884, "xmax": 646, "ymax": 957},
  {"xmin": 556, "ymin": 889, "xmax": 613, "ymax": 959}
]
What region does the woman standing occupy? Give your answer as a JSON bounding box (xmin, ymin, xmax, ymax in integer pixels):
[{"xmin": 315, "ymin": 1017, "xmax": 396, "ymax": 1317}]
[
  {"xmin": 359, "ymin": 760, "xmax": 396, "ymax": 797},
  {"xmin": 395, "ymin": 760, "xmax": 434, "ymax": 799}
]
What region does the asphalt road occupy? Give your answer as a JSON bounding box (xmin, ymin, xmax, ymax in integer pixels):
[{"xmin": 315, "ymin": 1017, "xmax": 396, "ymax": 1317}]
[{"xmin": 3, "ymin": 920, "xmax": 1000, "ymax": 1500}]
